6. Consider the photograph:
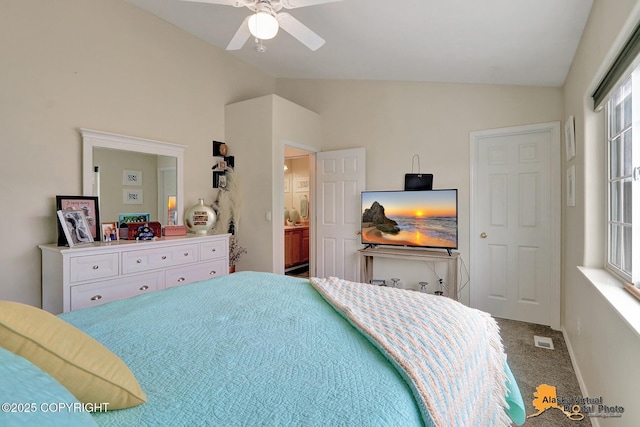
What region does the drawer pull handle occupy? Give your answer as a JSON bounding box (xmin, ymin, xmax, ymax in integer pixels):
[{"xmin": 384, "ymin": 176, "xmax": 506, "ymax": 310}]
[
  {"xmin": 139, "ymin": 285, "xmax": 149, "ymax": 291},
  {"xmin": 92, "ymin": 265, "xmax": 99, "ymax": 270},
  {"xmin": 90, "ymin": 295, "xmax": 102, "ymax": 301},
  {"xmin": 136, "ymin": 259, "xmax": 142, "ymax": 264},
  {"xmin": 177, "ymin": 277, "xmax": 186, "ymax": 282},
  {"xmin": 162, "ymin": 256, "xmax": 167, "ymax": 260},
  {"xmin": 184, "ymin": 253, "xmax": 189, "ymax": 257},
  {"xmin": 211, "ymin": 248, "xmax": 216, "ymax": 252},
  {"xmin": 210, "ymin": 270, "xmax": 216, "ymax": 275}
]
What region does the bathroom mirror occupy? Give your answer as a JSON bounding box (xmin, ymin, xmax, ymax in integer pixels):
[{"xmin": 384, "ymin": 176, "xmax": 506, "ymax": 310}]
[{"xmin": 81, "ymin": 129, "xmax": 185, "ymax": 226}]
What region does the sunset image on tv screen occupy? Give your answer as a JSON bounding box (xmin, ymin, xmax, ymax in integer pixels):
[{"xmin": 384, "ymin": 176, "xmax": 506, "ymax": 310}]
[{"xmin": 361, "ymin": 190, "xmax": 457, "ymax": 249}]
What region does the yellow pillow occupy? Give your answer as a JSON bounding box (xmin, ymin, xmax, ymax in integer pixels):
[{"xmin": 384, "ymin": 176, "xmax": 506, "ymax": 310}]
[{"xmin": 0, "ymin": 301, "xmax": 146, "ymax": 410}]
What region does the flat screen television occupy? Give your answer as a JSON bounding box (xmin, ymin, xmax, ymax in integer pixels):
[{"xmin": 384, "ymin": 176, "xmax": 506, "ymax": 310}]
[{"xmin": 361, "ymin": 189, "xmax": 458, "ymax": 252}]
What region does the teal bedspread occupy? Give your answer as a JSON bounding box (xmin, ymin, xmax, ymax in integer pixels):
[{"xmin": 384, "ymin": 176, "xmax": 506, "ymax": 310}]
[
  {"xmin": 59, "ymin": 271, "xmax": 524, "ymax": 426},
  {"xmin": 60, "ymin": 272, "xmax": 425, "ymax": 426}
]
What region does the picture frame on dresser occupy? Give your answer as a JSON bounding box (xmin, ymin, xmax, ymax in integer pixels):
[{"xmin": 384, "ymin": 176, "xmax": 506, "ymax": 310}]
[
  {"xmin": 56, "ymin": 196, "xmax": 100, "ymax": 245},
  {"xmin": 56, "ymin": 210, "xmax": 94, "ymax": 247},
  {"xmin": 101, "ymin": 222, "xmax": 119, "ymax": 242}
]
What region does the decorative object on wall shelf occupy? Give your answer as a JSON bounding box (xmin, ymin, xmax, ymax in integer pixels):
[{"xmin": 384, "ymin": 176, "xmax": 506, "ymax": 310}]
[
  {"xmin": 565, "ymin": 115, "xmax": 576, "ymax": 160},
  {"xmin": 185, "ymin": 198, "xmax": 217, "ymax": 234},
  {"xmin": 212, "ymin": 171, "xmax": 225, "ymax": 188},
  {"xmin": 213, "ymin": 141, "xmax": 227, "ymax": 157},
  {"xmin": 218, "ymin": 174, "xmax": 227, "ymax": 189},
  {"xmin": 56, "ymin": 195, "xmax": 100, "ymax": 245}
]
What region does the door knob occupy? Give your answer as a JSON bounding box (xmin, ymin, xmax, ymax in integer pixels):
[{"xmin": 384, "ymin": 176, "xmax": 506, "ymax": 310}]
[{"xmin": 480, "ymin": 232, "xmax": 488, "ymax": 238}]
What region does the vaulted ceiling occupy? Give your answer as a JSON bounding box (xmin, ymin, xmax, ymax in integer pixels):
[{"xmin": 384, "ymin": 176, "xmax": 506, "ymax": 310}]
[{"xmin": 124, "ymin": 0, "xmax": 593, "ymax": 87}]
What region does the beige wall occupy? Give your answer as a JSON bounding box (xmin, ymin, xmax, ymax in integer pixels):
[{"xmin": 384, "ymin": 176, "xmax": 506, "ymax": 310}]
[
  {"xmin": 276, "ymin": 79, "xmax": 564, "ymax": 302},
  {"xmin": 0, "ymin": 0, "xmax": 274, "ymax": 306},
  {"xmin": 562, "ymin": 0, "xmax": 640, "ymax": 425}
]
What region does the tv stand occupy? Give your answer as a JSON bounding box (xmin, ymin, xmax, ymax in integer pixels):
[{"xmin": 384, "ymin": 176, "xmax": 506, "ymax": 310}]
[{"xmin": 358, "ymin": 246, "xmax": 459, "ymax": 299}]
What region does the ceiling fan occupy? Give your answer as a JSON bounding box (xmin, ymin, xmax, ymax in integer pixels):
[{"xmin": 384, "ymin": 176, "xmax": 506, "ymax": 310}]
[{"xmin": 179, "ymin": 0, "xmax": 342, "ymax": 51}]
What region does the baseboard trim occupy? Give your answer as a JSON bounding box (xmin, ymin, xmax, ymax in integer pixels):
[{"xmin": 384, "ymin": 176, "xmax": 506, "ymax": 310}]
[{"xmin": 561, "ymin": 327, "xmax": 600, "ymax": 427}]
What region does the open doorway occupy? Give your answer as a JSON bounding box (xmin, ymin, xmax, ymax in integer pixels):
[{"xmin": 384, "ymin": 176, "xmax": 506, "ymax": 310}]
[{"xmin": 284, "ymin": 146, "xmax": 312, "ymax": 277}]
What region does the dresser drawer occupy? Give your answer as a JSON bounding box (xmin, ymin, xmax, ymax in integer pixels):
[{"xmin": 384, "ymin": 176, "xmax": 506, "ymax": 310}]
[
  {"xmin": 69, "ymin": 253, "xmax": 119, "ymax": 284},
  {"xmin": 122, "ymin": 244, "xmax": 198, "ymax": 274},
  {"xmin": 200, "ymin": 239, "xmax": 227, "ymax": 261},
  {"xmin": 165, "ymin": 260, "xmax": 227, "ymax": 289},
  {"xmin": 70, "ymin": 272, "xmax": 160, "ymax": 311}
]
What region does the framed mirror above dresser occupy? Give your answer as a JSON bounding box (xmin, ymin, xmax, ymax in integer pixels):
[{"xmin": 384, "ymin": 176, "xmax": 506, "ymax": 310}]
[{"xmin": 81, "ymin": 128, "xmax": 186, "ymax": 226}]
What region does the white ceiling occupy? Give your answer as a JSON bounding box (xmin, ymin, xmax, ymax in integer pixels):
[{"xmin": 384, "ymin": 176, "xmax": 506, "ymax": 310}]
[{"xmin": 124, "ymin": 0, "xmax": 593, "ymax": 87}]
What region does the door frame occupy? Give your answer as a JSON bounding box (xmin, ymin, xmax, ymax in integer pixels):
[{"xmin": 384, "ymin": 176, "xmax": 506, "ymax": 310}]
[
  {"xmin": 274, "ymin": 141, "xmax": 318, "ymax": 275},
  {"xmin": 469, "ymin": 122, "xmax": 561, "ymax": 330}
]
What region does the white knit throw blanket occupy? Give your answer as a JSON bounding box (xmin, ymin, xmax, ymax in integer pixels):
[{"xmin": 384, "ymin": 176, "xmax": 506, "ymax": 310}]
[{"xmin": 310, "ymin": 277, "xmax": 510, "ymax": 427}]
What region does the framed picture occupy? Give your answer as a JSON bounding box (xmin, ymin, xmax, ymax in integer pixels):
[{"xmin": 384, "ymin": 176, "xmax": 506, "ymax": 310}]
[
  {"xmin": 212, "ymin": 171, "xmax": 225, "ymax": 188},
  {"xmin": 56, "ymin": 195, "xmax": 100, "ymax": 246},
  {"xmin": 57, "ymin": 210, "xmax": 94, "ymax": 247},
  {"xmin": 122, "ymin": 169, "xmax": 142, "ymax": 186},
  {"xmin": 218, "ymin": 174, "xmax": 227, "ymax": 189},
  {"xmin": 101, "ymin": 222, "xmax": 119, "ymax": 242},
  {"xmin": 123, "ymin": 189, "xmax": 143, "ymax": 204},
  {"xmin": 119, "ymin": 213, "xmax": 151, "ymax": 225},
  {"xmin": 565, "ymin": 115, "xmax": 576, "ymax": 160},
  {"xmin": 567, "ymin": 165, "xmax": 576, "ymax": 207},
  {"xmin": 294, "ymin": 177, "xmax": 309, "ymax": 193}
]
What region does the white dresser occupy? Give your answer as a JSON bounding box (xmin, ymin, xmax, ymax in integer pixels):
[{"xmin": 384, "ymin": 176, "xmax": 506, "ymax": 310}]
[{"xmin": 40, "ymin": 233, "xmax": 230, "ymax": 314}]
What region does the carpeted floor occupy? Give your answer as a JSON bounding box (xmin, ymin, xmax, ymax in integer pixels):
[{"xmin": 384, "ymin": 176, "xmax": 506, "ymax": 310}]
[{"xmin": 496, "ymin": 317, "xmax": 593, "ymax": 426}]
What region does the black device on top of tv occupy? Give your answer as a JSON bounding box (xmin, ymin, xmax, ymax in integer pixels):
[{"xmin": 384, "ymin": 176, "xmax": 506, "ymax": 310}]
[{"xmin": 404, "ymin": 173, "xmax": 433, "ymax": 191}]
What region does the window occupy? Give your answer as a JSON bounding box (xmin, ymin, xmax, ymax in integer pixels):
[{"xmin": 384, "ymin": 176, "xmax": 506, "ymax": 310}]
[
  {"xmin": 607, "ymin": 76, "xmax": 633, "ymax": 282},
  {"xmin": 606, "ymin": 68, "xmax": 640, "ymax": 291}
]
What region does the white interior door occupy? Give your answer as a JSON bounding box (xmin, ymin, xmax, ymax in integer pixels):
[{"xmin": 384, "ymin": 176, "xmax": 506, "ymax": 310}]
[
  {"xmin": 470, "ymin": 122, "xmax": 560, "ymax": 329},
  {"xmin": 316, "ymin": 148, "xmax": 366, "ymax": 281}
]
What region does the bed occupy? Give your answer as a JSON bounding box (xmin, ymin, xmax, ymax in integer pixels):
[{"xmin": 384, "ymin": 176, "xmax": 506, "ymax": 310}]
[{"xmin": 0, "ymin": 271, "xmax": 525, "ymax": 426}]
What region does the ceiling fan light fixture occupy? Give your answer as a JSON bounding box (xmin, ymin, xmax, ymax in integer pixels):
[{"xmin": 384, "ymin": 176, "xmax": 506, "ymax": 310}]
[{"xmin": 248, "ymin": 12, "xmax": 279, "ymax": 40}]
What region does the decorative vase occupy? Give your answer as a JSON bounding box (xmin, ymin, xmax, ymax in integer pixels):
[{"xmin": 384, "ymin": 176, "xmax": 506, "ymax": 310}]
[
  {"xmin": 229, "ymin": 265, "xmax": 236, "ymax": 274},
  {"xmin": 184, "ymin": 198, "xmax": 216, "ymax": 234}
]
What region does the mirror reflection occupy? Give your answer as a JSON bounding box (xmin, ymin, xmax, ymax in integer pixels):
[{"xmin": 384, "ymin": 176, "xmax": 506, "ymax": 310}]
[
  {"xmin": 93, "ymin": 148, "xmax": 177, "ymax": 225},
  {"xmin": 81, "ymin": 128, "xmax": 185, "ymax": 227}
]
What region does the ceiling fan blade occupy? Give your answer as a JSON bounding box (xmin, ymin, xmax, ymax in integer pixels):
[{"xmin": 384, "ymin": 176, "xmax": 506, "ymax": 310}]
[
  {"xmin": 226, "ymin": 16, "xmax": 252, "ymax": 50},
  {"xmin": 279, "ymin": 0, "xmax": 342, "ymax": 9},
  {"xmin": 178, "ymin": 0, "xmax": 248, "ymax": 7},
  {"xmin": 277, "ymin": 12, "xmax": 325, "ymax": 51}
]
